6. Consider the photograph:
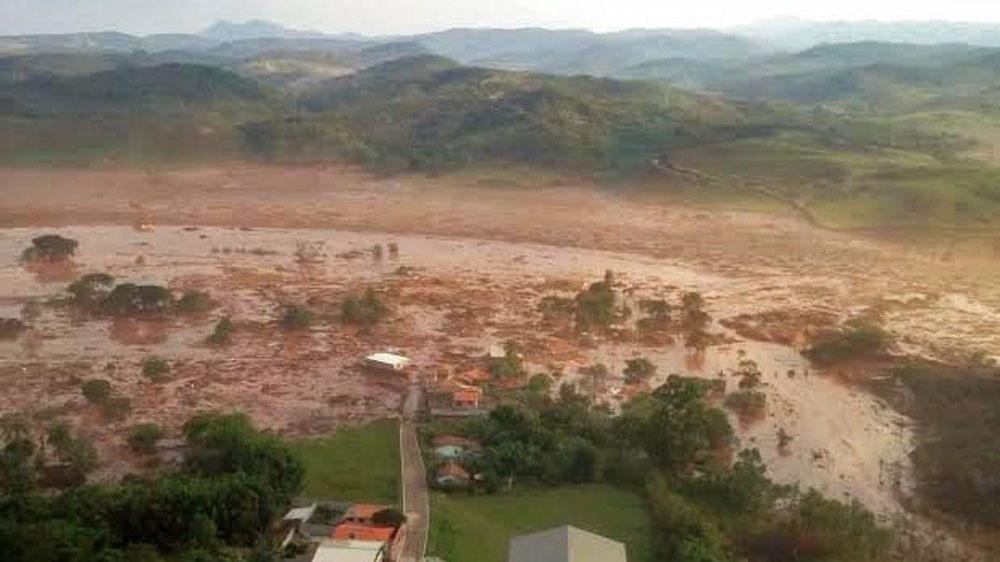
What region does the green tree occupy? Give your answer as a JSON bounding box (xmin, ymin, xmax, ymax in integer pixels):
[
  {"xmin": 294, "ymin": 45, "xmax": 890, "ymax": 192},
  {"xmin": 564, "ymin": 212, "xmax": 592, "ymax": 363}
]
[
  {"xmin": 23, "ymin": 235, "xmax": 78, "ymax": 262},
  {"xmin": 623, "ymin": 358, "xmax": 657, "ymax": 385},
  {"xmin": 207, "ymin": 317, "xmax": 234, "ymax": 345},
  {"xmin": 141, "ymin": 356, "xmax": 170, "ymax": 382},
  {"xmin": 66, "ymin": 273, "xmax": 115, "ymax": 307},
  {"xmin": 575, "ymin": 281, "xmax": 616, "ymax": 330},
  {"xmin": 341, "ymin": 288, "xmax": 387, "ymax": 326},
  {"xmin": 279, "ymin": 305, "xmax": 311, "ymax": 331},
  {"xmin": 177, "ymin": 290, "xmax": 212, "ymax": 313},
  {"xmin": 128, "ymin": 423, "xmax": 165, "ymax": 454},
  {"xmin": 81, "ymin": 379, "xmax": 112, "ymax": 404}
]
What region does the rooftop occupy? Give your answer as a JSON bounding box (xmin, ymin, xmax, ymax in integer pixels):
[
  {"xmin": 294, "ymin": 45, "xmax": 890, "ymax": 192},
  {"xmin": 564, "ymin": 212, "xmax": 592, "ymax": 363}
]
[
  {"xmin": 343, "ymin": 503, "xmax": 389, "ymax": 521},
  {"xmin": 331, "ymin": 523, "xmax": 395, "ymax": 542},
  {"xmin": 508, "ymin": 525, "xmax": 627, "ymax": 562},
  {"xmin": 311, "ymin": 539, "xmax": 385, "ymax": 562},
  {"xmin": 364, "ymin": 353, "xmax": 411, "ymax": 368}
]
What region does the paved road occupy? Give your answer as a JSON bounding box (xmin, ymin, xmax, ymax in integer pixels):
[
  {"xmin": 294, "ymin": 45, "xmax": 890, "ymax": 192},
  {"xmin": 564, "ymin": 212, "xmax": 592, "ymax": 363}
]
[{"xmin": 397, "ymin": 382, "xmax": 429, "ymax": 562}]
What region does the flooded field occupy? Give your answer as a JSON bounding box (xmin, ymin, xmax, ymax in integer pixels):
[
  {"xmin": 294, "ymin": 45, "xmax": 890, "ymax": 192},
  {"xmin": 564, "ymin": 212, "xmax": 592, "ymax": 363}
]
[{"xmin": 1, "ymin": 225, "xmax": 915, "ymax": 519}]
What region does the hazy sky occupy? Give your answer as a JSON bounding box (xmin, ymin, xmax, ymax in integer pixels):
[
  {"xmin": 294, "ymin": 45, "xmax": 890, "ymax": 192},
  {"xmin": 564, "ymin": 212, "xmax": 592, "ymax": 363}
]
[{"xmin": 3, "ymin": 0, "xmax": 1000, "ymax": 36}]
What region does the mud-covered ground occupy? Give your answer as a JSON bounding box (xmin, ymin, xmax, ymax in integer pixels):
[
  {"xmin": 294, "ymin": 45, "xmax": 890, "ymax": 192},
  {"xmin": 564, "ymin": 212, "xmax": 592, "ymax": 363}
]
[{"xmin": 1, "ymin": 165, "xmax": 998, "ymax": 554}]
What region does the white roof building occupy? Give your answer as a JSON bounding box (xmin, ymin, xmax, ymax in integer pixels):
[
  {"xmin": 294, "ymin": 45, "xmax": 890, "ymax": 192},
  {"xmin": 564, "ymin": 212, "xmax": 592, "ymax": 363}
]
[
  {"xmin": 311, "ymin": 539, "xmax": 385, "ymax": 562},
  {"xmin": 508, "ymin": 526, "xmax": 627, "ymax": 562},
  {"xmin": 364, "ymin": 352, "xmax": 411, "ymax": 372}
]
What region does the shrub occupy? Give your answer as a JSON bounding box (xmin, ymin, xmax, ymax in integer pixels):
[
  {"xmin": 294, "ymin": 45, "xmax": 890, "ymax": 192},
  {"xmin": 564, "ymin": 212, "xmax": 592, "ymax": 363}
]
[
  {"xmin": 128, "ymin": 423, "xmax": 165, "ymax": 453},
  {"xmin": 806, "ymin": 319, "xmax": 893, "ymax": 364},
  {"xmin": 67, "ymin": 273, "xmax": 116, "ymax": 307},
  {"xmin": 22, "ymin": 234, "xmax": 78, "ymax": 262},
  {"xmin": 141, "ymin": 357, "xmax": 170, "ymax": 382},
  {"xmin": 81, "ymin": 379, "xmax": 112, "ymax": 404},
  {"xmin": 280, "ymin": 304, "xmax": 311, "ymax": 331},
  {"xmin": 341, "ymin": 288, "xmax": 387, "ymax": 326},
  {"xmin": 104, "ymin": 283, "xmax": 174, "ymax": 315},
  {"xmin": 724, "ymin": 390, "xmax": 767, "ymax": 417},
  {"xmin": 207, "ymin": 317, "xmax": 234, "ymax": 345},
  {"xmin": 575, "ymin": 281, "xmax": 616, "ymax": 330},
  {"xmin": 177, "ymin": 290, "xmax": 212, "ymax": 313},
  {"xmin": 623, "ymin": 358, "xmax": 657, "ymax": 385},
  {"xmin": 101, "ymin": 396, "xmax": 132, "ymax": 422}
]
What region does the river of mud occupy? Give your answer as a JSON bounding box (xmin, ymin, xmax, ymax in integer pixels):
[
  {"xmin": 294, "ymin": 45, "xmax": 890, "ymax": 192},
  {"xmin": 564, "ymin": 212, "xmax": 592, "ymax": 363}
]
[{"xmin": 0, "ymin": 225, "xmax": 921, "ymax": 520}]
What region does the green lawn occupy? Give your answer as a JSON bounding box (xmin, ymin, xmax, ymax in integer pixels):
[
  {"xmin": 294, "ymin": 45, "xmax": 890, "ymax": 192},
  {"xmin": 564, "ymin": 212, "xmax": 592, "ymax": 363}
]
[
  {"xmin": 291, "ymin": 419, "xmax": 400, "ymax": 503},
  {"xmin": 427, "ymin": 485, "xmax": 653, "ymax": 562}
]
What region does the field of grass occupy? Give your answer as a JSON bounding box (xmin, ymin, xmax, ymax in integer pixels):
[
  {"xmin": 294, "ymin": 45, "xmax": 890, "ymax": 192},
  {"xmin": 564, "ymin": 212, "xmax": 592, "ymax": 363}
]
[
  {"xmin": 427, "ymin": 485, "xmax": 653, "ymax": 562},
  {"xmin": 291, "ymin": 419, "xmax": 400, "ymax": 503}
]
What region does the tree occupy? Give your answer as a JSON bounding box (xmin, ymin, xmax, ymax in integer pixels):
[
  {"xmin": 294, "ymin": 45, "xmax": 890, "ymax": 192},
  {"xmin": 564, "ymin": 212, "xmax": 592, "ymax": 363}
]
[
  {"xmin": 575, "ymin": 281, "xmax": 616, "ymax": 330},
  {"xmin": 104, "ymin": 284, "xmax": 175, "ymax": 315},
  {"xmin": 623, "ymin": 358, "xmax": 657, "ymax": 385},
  {"xmin": 141, "ymin": 356, "xmax": 170, "ymax": 382},
  {"xmin": 805, "ymin": 319, "xmax": 893, "ymax": 365},
  {"xmin": 177, "ymin": 290, "xmax": 212, "ymax": 313},
  {"xmin": 341, "ymin": 288, "xmax": 387, "ymax": 326},
  {"xmin": 22, "ymin": 235, "xmax": 78, "ymax": 262},
  {"xmin": 45, "ymin": 423, "xmax": 97, "ymax": 482},
  {"xmin": 489, "ymin": 341, "xmax": 524, "ymax": 381},
  {"xmin": 127, "ymin": 423, "xmax": 165, "ymax": 454},
  {"xmin": 280, "ymin": 304, "xmax": 311, "ymax": 331},
  {"xmin": 101, "ymin": 397, "xmax": 132, "ymax": 422},
  {"xmin": 633, "ymin": 377, "xmax": 733, "ymax": 473},
  {"xmin": 66, "ymin": 273, "xmax": 115, "ymax": 308},
  {"xmin": 371, "ymin": 508, "xmax": 407, "ymax": 527},
  {"xmin": 81, "ymin": 379, "xmax": 112, "ymax": 404},
  {"xmin": 207, "ymin": 317, "xmax": 234, "ymax": 345}
]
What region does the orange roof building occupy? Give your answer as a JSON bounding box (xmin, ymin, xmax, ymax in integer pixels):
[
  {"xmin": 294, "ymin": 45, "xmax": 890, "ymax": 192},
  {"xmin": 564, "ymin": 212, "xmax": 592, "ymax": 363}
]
[
  {"xmin": 331, "ymin": 523, "xmax": 395, "ymax": 542},
  {"xmin": 341, "ymin": 503, "xmax": 389, "ymax": 525}
]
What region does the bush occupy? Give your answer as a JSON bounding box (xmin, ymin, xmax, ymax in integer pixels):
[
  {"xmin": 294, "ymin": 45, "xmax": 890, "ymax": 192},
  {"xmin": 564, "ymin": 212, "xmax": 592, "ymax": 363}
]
[
  {"xmin": 81, "ymin": 379, "xmax": 112, "ymax": 404},
  {"xmin": 67, "ymin": 273, "xmax": 116, "ymax": 307},
  {"xmin": 127, "ymin": 423, "xmax": 165, "ymax": 454},
  {"xmin": 104, "ymin": 283, "xmax": 174, "ymax": 315},
  {"xmin": 623, "ymin": 358, "xmax": 657, "ymax": 385},
  {"xmin": 22, "ymin": 234, "xmax": 78, "ymax": 262},
  {"xmin": 177, "ymin": 290, "xmax": 212, "ymax": 313},
  {"xmin": 575, "ymin": 281, "xmax": 616, "ymax": 330},
  {"xmin": 207, "ymin": 317, "xmax": 234, "ymax": 345},
  {"xmin": 141, "ymin": 357, "xmax": 170, "ymax": 382},
  {"xmin": 280, "ymin": 305, "xmax": 311, "ymax": 331},
  {"xmin": 805, "ymin": 319, "xmax": 892, "ymax": 365},
  {"xmin": 101, "ymin": 397, "xmax": 132, "ymax": 422},
  {"xmin": 723, "ymin": 390, "xmax": 767, "ymax": 417},
  {"xmin": 341, "ymin": 288, "xmax": 387, "ymax": 326}
]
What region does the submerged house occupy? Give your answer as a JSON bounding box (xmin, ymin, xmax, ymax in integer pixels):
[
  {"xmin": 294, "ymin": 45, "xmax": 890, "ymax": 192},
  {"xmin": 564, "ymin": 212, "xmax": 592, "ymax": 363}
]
[{"xmin": 508, "ymin": 525, "xmax": 627, "ymax": 562}]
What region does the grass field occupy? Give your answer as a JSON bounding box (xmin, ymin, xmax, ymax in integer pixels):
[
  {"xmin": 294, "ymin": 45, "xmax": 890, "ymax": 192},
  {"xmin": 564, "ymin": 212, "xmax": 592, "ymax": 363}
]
[
  {"xmin": 291, "ymin": 419, "xmax": 400, "ymax": 503},
  {"xmin": 427, "ymin": 485, "xmax": 653, "ymax": 562}
]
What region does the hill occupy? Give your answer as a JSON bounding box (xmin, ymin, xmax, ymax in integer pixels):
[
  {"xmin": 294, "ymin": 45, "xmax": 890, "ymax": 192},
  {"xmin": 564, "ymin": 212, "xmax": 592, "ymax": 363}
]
[
  {"xmin": 285, "ymin": 54, "xmax": 776, "ymax": 172},
  {"xmin": 736, "ymin": 18, "xmax": 1000, "ymax": 50},
  {"xmin": 0, "ymin": 63, "xmax": 275, "ymax": 164}
]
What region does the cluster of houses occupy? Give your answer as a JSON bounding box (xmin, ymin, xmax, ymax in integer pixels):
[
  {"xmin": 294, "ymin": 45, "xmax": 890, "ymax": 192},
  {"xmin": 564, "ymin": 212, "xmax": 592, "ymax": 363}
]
[{"xmin": 280, "ymin": 502, "xmax": 404, "ymax": 562}]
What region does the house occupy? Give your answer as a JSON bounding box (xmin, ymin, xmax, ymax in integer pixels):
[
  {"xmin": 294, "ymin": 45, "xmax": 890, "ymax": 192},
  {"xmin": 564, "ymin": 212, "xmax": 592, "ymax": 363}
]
[
  {"xmin": 278, "ymin": 503, "xmax": 317, "ymax": 549},
  {"xmin": 432, "ymin": 434, "xmax": 479, "ymax": 459},
  {"xmin": 311, "ymin": 539, "xmax": 386, "ymax": 562},
  {"xmin": 508, "ymin": 525, "xmax": 627, "ymax": 562},
  {"xmin": 435, "ymin": 460, "xmax": 471, "ymax": 487},
  {"xmin": 364, "ymin": 352, "xmax": 411, "ymax": 374},
  {"xmin": 455, "ymin": 367, "xmax": 490, "ymax": 386},
  {"xmin": 331, "ymin": 523, "xmax": 395, "ymax": 543},
  {"xmin": 452, "ymin": 386, "xmax": 482, "ymax": 410},
  {"xmin": 340, "ymin": 504, "xmax": 390, "ymax": 526}
]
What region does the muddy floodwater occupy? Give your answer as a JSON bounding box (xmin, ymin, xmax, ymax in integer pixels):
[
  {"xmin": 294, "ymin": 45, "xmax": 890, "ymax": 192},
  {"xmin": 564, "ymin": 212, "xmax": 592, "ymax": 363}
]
[{"xmin": 0, "ymin": 225, "xmax": 919, "ymax": 519}]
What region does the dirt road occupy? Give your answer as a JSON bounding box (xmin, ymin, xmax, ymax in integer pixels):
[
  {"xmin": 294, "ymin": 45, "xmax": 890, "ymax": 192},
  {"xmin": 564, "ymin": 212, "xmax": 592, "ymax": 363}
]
[{"xmin": 398, "ymin": 382, "xmax": 428, "ymax": 562}]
